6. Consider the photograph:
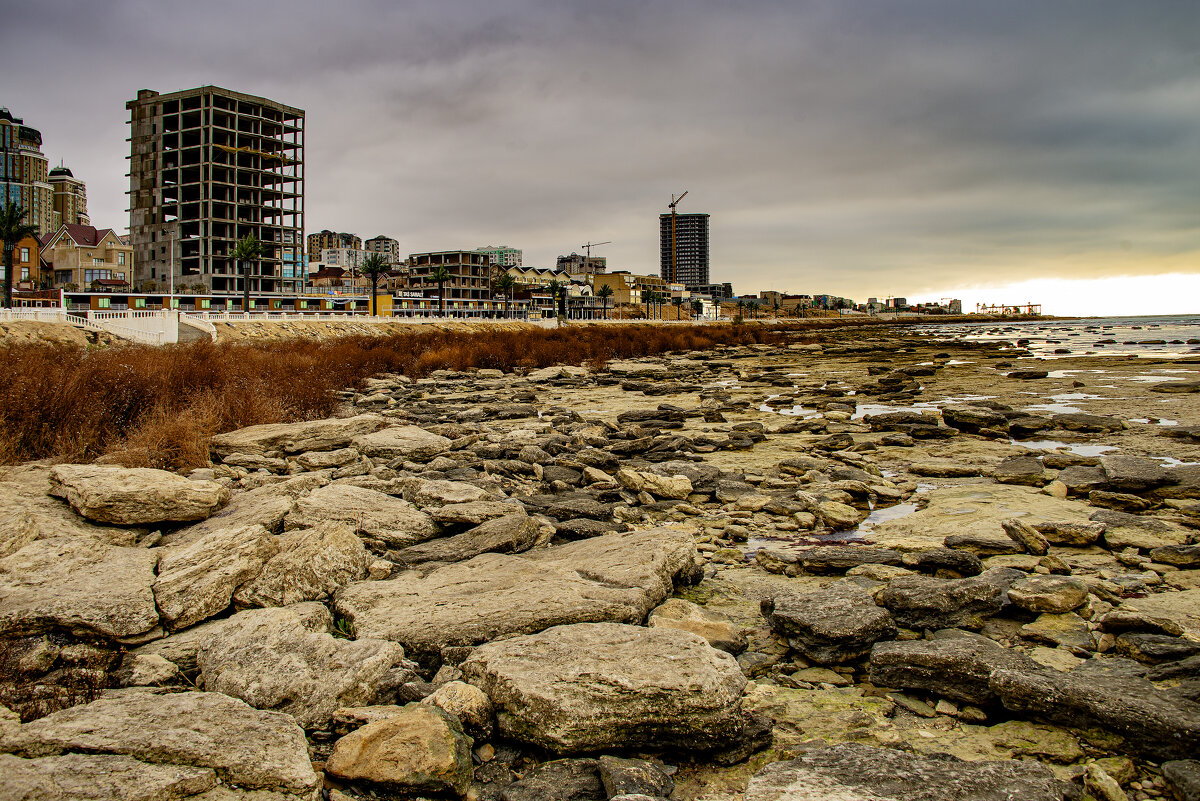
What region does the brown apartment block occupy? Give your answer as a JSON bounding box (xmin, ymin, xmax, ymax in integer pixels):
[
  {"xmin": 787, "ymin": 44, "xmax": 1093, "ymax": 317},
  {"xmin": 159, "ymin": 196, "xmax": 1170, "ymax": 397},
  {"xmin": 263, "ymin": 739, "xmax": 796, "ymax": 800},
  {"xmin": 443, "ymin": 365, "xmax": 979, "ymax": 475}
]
[
  {"xmin": 406, "ymin": 251, "xmax": 501, "ymax": 311},
  {"xmin": 127, "ymin": 87, "xmax": 304, "ymax": 295}
]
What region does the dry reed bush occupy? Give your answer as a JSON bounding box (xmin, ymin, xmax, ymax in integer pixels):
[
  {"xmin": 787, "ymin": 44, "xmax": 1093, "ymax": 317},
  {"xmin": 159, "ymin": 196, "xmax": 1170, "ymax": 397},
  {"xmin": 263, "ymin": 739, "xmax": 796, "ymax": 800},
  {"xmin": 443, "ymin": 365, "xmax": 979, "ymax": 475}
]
[{"xmin": 0, "ymin": 323, "xmax": 782, "ymax": 471}]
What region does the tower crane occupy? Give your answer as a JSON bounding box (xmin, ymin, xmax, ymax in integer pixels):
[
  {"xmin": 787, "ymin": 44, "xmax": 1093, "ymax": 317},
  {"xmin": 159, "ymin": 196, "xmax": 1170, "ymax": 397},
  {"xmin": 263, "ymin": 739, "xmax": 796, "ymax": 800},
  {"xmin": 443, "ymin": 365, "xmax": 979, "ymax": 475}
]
[
  {"xmin": 581, "ymin": 241, "xmax": 611, "ymax": 258},
  {"xmin": 668, "ymin": 191, "xmax": 688, "ymax": 284}
]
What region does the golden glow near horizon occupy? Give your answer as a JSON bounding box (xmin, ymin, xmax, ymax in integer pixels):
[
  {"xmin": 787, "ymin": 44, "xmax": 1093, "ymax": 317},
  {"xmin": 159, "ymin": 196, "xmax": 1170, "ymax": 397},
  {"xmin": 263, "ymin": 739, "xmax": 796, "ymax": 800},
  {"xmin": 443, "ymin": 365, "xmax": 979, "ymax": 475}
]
[{"xmin": 909, "ymin": 273, "xmax": 1200, "ymax": 317}]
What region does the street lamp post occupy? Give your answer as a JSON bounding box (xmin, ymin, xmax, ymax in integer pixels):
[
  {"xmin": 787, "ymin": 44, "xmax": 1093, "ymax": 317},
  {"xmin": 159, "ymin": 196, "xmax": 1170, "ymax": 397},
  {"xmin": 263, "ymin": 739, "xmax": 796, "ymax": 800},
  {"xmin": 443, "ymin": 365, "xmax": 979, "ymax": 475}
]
[{"xmin": 169, "ymin": 229, "xmax": 176, "ymax": 309}]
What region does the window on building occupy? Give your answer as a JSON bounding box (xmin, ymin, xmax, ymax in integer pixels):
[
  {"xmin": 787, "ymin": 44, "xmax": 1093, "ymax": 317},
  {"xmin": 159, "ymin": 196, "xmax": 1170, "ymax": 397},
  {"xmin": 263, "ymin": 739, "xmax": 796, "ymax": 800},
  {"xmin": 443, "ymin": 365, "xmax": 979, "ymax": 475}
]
[
  {"xmin": 19, "ymin": 247, "xmax": 28, "ymax": 262},
  {"xmin": 118, "ymin": 253, "xmax": 126, "ymax": 265},
  {"xmin": 20, "ymin": 268, "xmax": 29, "ymax": 280},
  {"xmin": 93, "ymin": 258, "xmax": 103, "ymax": 265},
  {"xmin": 84, "ymin": 269, "xmax": 112, "ymax": 283},
  {"xmin": 133, "ymin": 297, "xmax": 146, "ymax": 309},
  {"xmin": 97, "ymin": 297, "xmax": 111, "ymax": 309}
]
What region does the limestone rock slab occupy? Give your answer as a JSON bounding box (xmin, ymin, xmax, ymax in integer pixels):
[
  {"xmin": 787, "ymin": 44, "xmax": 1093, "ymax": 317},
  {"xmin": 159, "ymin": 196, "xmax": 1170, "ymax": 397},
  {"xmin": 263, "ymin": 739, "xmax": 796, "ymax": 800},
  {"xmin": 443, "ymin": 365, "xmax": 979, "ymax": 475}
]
[
  {"xmin": 763, "ymin": 582, "xmax": 896, "ymax": 664},
  {"xmin": 284, "ymin": 484, "xmax": 437, "ymax": 549},
  {"xmin": 325, "ymin": 703, "xmax": 472, "ymax": 796},
  {"xmin": 0, "ymin": 752, "xmax": 217, "ymax": 801},
  {"xmin": 233, "ymin": 522, "xmax": 369, "ymax": 608},
  {"xmin": 648, "ymin": 598, "xmax": 747, "ymax": 654},
  {"xmin": 196, "ymin": 607, "xmax": 414, "ymax": 730},
  {"xmin": 460, "ymin": 622, "xmax": 751, "ymax": 754},
  {"xmin": 745, "ymin": 743, "xmax": 1077, "ymax": 801},
  {"xmin": 335, "ymin": 527, "xmax": 697, "ymax": 656},
  {"xmin": 353, "ymin": 426, "xmax": 452, "ymax": 461},
  {"xmin": 0, "ymin": 688, "xmax": 319, "ymax": 797},
  {"xmin": 392, "ymin": 511, "xmax": 539, "ymax": 565},
  {"xmin": 49, "ymin": 465, "xmax": 228, "ymax": 526},
  {"xmin": 210, "ymin": 414, "xmax": 383, "ymax": 457},
  {"xmin": 153, "ymin": 525, "xmax": 278, "ymax": 631},
  {"xmin": 0, "ymin": 538, "xmax": 158, "ymax": 639}
]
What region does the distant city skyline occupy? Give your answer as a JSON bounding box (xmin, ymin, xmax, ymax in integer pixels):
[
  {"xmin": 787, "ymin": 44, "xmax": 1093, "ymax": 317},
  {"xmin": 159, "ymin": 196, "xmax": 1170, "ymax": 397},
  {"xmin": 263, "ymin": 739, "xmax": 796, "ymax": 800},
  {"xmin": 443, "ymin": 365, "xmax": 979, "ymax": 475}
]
[{"xmin": 3, "ymin": 1, "xmax": 1197, "ymax": 315}]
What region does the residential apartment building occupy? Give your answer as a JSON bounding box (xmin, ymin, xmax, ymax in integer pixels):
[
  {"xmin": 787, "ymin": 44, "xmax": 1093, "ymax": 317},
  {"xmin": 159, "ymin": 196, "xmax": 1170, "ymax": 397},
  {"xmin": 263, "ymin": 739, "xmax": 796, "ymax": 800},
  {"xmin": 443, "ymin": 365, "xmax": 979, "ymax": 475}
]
[
  {"xmin": 659, "ymin": 212, "xmax": 709, "ymax": 286},
  {"xmin": 127, "ymin": 86, "xmax": 305, "ymax": 296},
  {"xmin": 589, "ymin": 271, "xmax": 678, "ymax": 306},
  {"xmin": 474, "ymin": 244, "xmax": 522, "ymax": 267},
  {"xmin": 405, "ymin": 251, "xmax": 504, "ymax": 312},
  {"xmin": 48, "ymin": 165, "xmax": 89, "ymax": 229},
  {"xmin": 39, "ymin": 223, "xmax": 133, "ymax": 290},
  {"xmin": 0, "ymin": 108, "xmax": 53, "ymax": 234},
  {"xmin": 364, "ymin": 235, "xmax": 400, "ymax": 264},
  {"xmin": 307, "ymin": 229, "xmax": 360, "ymax": 260},
  {"xmin": 11, "ymin": 233, "xmax": 42, "ymax": 289}
]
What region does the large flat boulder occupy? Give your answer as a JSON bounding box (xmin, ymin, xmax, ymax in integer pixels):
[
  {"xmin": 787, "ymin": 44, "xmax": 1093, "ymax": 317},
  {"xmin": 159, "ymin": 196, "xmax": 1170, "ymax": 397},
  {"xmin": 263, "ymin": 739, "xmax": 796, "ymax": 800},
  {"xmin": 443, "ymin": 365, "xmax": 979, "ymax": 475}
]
[
  {"xmin": 870, "ymin": 635, "xmax": 1040, "ymax": 705},
  {"xmin": 232, "ymin": 522, "xmax": 369, "ymax": 608},
  {"xmin": 49, "ymin": 465, "xmax": 228, "ymax": 526},
  {"xmin": 0, "ymin": 538, "xmax": 158, "ymax": 639},
  {"xmin": 153, "ymin": 525, "xmax": 278, "ymax": 631},
  {"xmin": 460, "ymin": 622, "xmax": 754, "ymax": 754},
  {"xmin": 0, "ymin": 465, "xmax": 141, "ymax": 558},
  {"xmin": 209, "ymin": 413, "xmax": 384, "ymax": 457},
  {"xmin": 167, "ymin": 473, "xmax": 328, "ymax": 546},
  {"xmin": 196, "ymin": 604, "xmax": 416, "ymax": 730},
  {"xmin": 745, "ymin": 743, "xmax": 1078, "ymax": 801},
  {"xmin": 0, "ymin": 752, "xmax": 217, "ymax": 801},
  {"xmin": 284, "ymin": 483, "xmax": 437, "ymax": 550},
  {"xmin": 0, "ymin": 688, "xmax": 319, "ymax": 798},
  {"xmin": 353, "ymin": 426, "xmax": 453, "ymax": 462},
  {"xmin": 762, "ymin": 581, "xmax": 896, "ymax": 664},
  {"xmin": 871, "ymin": 484, "xmax": 1090, "ymax": 551},
  {"xmin": 134, "ymin": 603, "xmax": 331, "ymax": 676},
  {"xmin": 875, "ymin": 568, "xmax": 1022, "ymax": 631},
  {"xmin": 335, "ymin": 527, "xmax": 698, "ymax": 656},
  {"xmin": 324, "ymin": 703, "xmax": 473, "ymax": 796},
  {"xmin": 391, "ymin": 512, "xmax": 540, "ymax": 565},
  {"xmin": 990, "ymin": 664, "xmax": 1200, "ymax": 761}
]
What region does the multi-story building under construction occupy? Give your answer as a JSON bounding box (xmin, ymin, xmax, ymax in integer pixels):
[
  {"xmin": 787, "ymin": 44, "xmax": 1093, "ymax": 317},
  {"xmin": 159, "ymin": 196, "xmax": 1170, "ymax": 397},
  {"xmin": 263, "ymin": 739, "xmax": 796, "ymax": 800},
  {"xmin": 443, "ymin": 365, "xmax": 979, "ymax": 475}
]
[
  {"xmin": 127, "ymin": 86, "xmax": 304, "ymax": 294},
  {"xmin": 659, "ymin": 211, "xmax": 709, "ymax": 286}
]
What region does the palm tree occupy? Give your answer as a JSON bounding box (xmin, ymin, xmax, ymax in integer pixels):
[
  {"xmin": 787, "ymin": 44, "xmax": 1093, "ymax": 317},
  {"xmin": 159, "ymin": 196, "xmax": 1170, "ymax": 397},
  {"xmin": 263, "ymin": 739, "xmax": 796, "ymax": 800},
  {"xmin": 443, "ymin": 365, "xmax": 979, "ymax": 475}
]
[
  {"xmin": 1, "ymin": 202, "xmax": 37, "ymax": 309},
  {"xmin": 230, "ymin": 234, "xmax": 264, "ymax": 313},
  {"xmin": 735, "ymin": 300, "xmax": 745, "ymax": 321},
  {"xmin": 691, "ymin": 299, "xmax": 703, "ymax": 318},
  {"xmin": 673, "ymin": 295, "xmax": 684, "ymax": 320},
  {"xmin": 596, "ymin": 283, "xmax": 614, "ymax": 319},
  {"xmin": 360, "ymin": 253, "xmax": 389, "ymax": 317},
  {"xmin": 494, "ymin": 273, "xmax": 516, "ymax": 318},
  {"xmin": 429, "ymin": 265, "xmax": 451, "ymax": 316},
  {"xmin": 546, "ymin": 279, "xmax": 562, "ymax": 319}
]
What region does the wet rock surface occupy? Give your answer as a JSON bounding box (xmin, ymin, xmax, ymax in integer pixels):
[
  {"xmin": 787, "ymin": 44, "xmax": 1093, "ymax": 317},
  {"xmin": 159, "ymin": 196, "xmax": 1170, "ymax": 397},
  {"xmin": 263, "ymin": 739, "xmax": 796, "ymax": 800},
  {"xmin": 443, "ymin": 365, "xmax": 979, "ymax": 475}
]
[{"xmin": 3, "ymin": 322, "xmax": 1199, "ymax": 800}]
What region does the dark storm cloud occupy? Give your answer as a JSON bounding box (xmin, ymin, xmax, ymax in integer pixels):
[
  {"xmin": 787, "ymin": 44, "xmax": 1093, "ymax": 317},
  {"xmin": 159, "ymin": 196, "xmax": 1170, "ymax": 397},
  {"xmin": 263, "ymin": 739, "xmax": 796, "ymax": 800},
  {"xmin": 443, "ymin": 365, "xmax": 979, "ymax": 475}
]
[{"xmin": 3, "ymin": 0, "xmax": 1198, "ymax": 297}]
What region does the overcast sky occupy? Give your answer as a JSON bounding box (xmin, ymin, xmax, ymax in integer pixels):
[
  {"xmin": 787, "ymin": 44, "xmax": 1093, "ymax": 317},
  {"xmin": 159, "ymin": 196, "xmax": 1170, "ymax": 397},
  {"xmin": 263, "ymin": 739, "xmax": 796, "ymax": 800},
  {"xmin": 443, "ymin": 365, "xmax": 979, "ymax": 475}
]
[{"xmin": 3, "ymin": 0, "xmax": 1198, "ymax": 313}]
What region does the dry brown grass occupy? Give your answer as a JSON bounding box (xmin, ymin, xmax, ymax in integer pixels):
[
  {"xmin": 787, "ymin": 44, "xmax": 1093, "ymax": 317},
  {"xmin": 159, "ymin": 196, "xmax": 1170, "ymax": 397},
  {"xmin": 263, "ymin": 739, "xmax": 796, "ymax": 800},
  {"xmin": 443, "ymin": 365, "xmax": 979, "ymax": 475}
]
[{"xmin": 0, "ymin": 323, "xmax": 782, "ymax": 471}]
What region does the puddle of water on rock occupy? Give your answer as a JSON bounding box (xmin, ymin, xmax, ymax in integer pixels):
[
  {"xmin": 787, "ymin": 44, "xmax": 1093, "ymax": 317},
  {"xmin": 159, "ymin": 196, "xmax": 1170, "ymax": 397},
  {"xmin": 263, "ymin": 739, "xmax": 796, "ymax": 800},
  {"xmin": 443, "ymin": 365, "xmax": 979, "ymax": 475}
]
[
  {"xmin": 1126, "ymin": 376, "xmax": 1187, "ymax": 384},
  {"xmin": 1010, "ymin": 439, "xmax": 1119, "ymax": 457},
  {"xmin": 1153, "ymin": 456, "xmax": 1200, "ymax": 468},
  {"xmin": 1049, "ymin": 392, "xmax": 1103, "ymax": 402},
  {"xmin": 1023, "ymin": 403, "xmax": 1086, "ymax": 414},
  {"xmin": 857, "ymin": 502, "xmax": 918, "ymax": 528},
  {"xmin": 852, "ymin": 403, "xmax": 933, "ymax": 420},
  {"xmin": 1047, "ymin": 368, "xmax": 1109, "ymax": 379},
  {"xmin": 944, "ymin": 359, "xmax": 974, "ymax": 366},
  {"xmin": 1129, "ymin": 418, "xmax": 1180, "ymax": 426}
]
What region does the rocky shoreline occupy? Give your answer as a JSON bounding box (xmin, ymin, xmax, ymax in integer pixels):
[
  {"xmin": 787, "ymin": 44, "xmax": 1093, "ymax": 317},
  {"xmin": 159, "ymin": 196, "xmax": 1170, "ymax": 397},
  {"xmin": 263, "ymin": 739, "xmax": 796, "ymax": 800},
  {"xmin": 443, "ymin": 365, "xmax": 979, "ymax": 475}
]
[{"xmin": 1, "ymin": 324, "xmax": 1199, "ymax": 800}]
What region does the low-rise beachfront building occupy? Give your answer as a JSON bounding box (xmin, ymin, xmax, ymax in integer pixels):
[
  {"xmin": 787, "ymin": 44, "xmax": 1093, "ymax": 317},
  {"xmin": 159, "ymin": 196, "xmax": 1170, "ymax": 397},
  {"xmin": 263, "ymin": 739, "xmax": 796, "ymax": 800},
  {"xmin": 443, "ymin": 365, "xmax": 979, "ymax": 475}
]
[{"xmin": 39, "ymin": 223, "xmax": 133, "ymax": 290}]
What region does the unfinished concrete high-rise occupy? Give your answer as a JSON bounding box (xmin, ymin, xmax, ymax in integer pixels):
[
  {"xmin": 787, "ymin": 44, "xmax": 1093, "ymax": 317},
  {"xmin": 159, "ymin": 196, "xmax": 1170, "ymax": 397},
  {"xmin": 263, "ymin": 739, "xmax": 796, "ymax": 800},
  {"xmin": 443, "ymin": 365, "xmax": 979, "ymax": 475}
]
[
  {"xmin": 127, "ymin": 87, "xmax": 304, "ymax": 294},
  {"xmin": 659, "ymin": 212, "xmax": 709, "ymax": 287}
]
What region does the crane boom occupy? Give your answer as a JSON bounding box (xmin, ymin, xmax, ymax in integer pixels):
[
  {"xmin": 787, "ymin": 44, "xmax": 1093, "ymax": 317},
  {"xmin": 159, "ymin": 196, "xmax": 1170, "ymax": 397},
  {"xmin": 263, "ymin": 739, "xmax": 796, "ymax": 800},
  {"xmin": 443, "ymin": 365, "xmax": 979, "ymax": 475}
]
[
  {"xmin": 581, "ymin": 240, "xmax": 611, "ymax": 258},
  {"xmin": 668, "ymin": 191, "xmax": 688, "ymax": 284}
]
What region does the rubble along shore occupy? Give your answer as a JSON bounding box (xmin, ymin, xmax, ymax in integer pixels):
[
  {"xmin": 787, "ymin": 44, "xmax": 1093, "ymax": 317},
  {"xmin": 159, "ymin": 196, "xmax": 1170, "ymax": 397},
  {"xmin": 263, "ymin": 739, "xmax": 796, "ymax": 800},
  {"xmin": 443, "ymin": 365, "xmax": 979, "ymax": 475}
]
[{"xmin": 1, "ymin": 322, "xmax": 1198, "ymax": 801}]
